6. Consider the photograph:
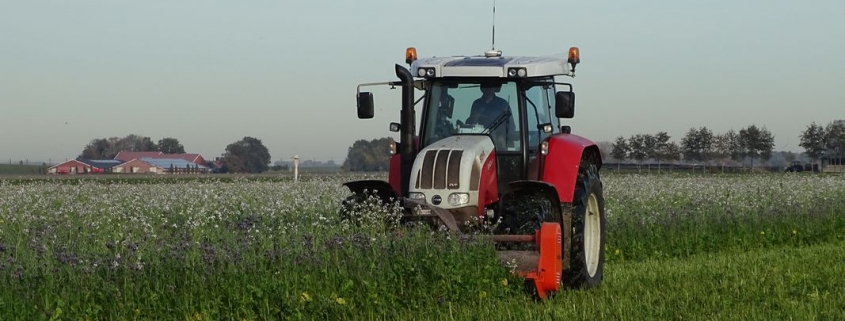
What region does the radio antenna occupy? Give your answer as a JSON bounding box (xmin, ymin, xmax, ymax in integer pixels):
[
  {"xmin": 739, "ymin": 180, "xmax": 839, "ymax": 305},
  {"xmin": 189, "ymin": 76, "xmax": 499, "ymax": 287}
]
[{"xmin": 491, "ymin": 0, "xmax": 496, "ymax": 50}]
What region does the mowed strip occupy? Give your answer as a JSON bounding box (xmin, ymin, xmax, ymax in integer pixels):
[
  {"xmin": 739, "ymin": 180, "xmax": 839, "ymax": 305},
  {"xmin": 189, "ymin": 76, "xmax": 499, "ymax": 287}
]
[{"xmin": 397, "ymin": 240, "xmax": 845, "ymax": 321}]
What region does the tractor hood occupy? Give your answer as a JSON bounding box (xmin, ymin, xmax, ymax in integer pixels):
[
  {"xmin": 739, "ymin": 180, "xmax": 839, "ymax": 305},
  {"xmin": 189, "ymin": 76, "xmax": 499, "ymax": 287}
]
[{"xmin": 409, "ymin": 135, "xmax": 495, "ymax": 209}]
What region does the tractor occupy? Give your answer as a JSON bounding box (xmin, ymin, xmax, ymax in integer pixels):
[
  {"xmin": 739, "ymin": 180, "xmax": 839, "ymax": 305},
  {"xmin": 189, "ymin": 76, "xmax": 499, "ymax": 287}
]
[{"xmin": 341, "ymin": 46, "xmax": 606, "ymax": 299}]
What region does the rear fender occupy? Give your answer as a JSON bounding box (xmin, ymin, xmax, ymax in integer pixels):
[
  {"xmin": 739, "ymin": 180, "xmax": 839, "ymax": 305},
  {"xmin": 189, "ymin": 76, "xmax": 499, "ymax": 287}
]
[
  {"xmin": 542, "ymin": 134, "xmax": 602, "ymax": 203},
  {"xmin": 342, "ymin": 180, "xmax": 399, "ymax": 205}
]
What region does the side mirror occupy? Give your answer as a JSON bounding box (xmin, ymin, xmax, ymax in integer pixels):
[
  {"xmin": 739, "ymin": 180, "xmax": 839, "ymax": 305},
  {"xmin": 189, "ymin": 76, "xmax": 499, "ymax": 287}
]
[
  {"xmin": 357, "ymin": 92, "xmax": 374, "ymax": 119},
  {"xmin": 554, "ymin": 91, "xmax": 575, "ymax": 118}
]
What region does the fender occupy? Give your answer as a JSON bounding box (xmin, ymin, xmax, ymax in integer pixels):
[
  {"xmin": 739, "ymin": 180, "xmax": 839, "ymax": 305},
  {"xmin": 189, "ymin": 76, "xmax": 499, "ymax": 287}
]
[
  {"xmin": 387, "ymin": 136, "xmax": 420, "ymax": 197},
  {"xmin": 342, "ymin": 180, "xmax": 399, "ymax": 205},
  {"xmin": 476, "ymin": 149, "xmax": 499, "ymax": 218},
  {"xmin": 541, "ymin": 133, "xmax": 602, "ymax": 203},
  {"xmin": 388, "ymin": 154, "xmax": 402, "ymax": 194}
]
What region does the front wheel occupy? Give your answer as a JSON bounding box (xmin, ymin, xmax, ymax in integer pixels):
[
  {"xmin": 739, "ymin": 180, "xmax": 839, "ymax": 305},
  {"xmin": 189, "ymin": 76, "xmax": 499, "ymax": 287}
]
[{"xmin": 563, "ymin": 162, "xmax": 606, "ymax": 289}]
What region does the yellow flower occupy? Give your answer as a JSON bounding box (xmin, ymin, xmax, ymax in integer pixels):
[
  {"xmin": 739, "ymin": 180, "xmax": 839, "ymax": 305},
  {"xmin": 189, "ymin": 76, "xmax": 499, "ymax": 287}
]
[
  {"xmin": 614, "ymin": 249, "xmax": 621, "ymax": 256},
  {"xmin": 335, "ymin": 297, "xmax": 346, "ymax": 305},
  {"xmin": 793, "ymin": 229, "xmax": 798, "ymax": 235},
  {"xmin": 500, "ymin": 278, "xmax": 508, "ymax": 287},
  {"xmin": 479, "ymin": 291, "xmax": 488, "ymax": 299},
  {"xmin": 760, "ymin": 231, "xmax": 765, "ymax": 235},
  {"xmin": 300, "ymin": 292, "xmax": 312, "ymax": 302}
]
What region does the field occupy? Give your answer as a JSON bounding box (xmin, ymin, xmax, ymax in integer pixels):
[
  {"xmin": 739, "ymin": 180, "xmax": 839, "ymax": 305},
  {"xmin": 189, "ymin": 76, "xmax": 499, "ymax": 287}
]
[{"xmin": 1, "ymin": 172, "xmax": 844, "ymax": 320}]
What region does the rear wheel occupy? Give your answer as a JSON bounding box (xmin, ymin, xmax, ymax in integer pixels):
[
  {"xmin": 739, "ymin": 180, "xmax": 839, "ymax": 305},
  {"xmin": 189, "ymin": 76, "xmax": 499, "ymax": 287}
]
[{"xmin": 563, "ymin": 162, "xmax": 606, "ymax": 289}]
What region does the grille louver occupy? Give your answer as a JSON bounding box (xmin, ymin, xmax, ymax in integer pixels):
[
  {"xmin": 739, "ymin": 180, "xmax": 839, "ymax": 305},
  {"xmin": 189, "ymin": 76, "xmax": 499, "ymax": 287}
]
[{"xmin": 418, "ymin": 149, "xmax": 463, "ymax": 190}]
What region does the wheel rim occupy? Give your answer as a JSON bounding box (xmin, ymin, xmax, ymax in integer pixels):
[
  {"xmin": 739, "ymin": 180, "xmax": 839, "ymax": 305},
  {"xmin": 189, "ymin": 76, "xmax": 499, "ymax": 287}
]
[{"xmin": 584, "ymin": 193, "xmax": 601, "ymax": 277}]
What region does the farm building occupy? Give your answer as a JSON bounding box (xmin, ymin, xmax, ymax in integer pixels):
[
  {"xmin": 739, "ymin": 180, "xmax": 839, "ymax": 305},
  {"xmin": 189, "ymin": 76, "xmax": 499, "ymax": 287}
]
[
  {"xmin": 821, "ymin": 155, "xmax": 844, "ymax": 173},
  {"xmin": 113, "ymin": 158, "xmax": 210, "ymax": 174},
  {"xmin": 140, "ymin": 158, "xmax": 210, "ymax": 174},
  {"xmin": 114, "ymin": 151, "xmax": 165, "ymax": 162},
  {"xmin": 113, "ymin": 151, "xmax": 206, "ymax": 166},
  {"xmin": 48, "ymin": 158, "xmax": 123, "ymax": 174}
]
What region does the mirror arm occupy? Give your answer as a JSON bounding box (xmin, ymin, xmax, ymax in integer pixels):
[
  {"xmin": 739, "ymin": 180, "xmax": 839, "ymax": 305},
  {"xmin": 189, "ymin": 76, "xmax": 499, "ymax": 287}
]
[{"xmin": 356, "ymin": 81, "xmax": 403, "ymax": 95}]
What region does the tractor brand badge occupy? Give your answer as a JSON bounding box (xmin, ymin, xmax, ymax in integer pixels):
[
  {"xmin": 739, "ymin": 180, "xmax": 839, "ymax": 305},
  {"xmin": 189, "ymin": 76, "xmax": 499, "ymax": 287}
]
[{"xmin": 431, "ymin": 195, "xmax": 442, "ymax": 205}]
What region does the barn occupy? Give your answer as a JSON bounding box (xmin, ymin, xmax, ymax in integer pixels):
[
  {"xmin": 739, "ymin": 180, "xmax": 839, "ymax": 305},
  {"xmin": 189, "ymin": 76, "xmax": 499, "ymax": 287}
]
[
  {"xmin": 48, "ymin": 158, "xmax": 123, "ymax": 174},
  {"xmin": 114, "ymin": 158, "xmax": 210, "ymax": 174}
]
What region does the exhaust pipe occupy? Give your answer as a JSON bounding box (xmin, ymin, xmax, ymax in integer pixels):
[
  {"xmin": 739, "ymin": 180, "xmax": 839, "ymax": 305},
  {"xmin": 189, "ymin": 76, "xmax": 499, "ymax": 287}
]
[{"xmin": 395, "ymin": 64, "xmax": 415, "ymax": 198}]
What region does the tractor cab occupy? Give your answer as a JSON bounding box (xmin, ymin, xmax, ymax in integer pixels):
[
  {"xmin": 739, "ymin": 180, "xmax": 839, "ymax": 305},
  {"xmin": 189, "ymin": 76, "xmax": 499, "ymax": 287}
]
[{"xmin": 357, "ymin": 47, "xmax": 579, "ymax": 200}]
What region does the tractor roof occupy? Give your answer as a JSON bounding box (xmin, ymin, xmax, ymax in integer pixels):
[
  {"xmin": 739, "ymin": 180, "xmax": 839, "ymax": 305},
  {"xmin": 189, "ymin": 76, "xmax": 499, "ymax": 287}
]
[{"xmin": 409, "ymin": 50, "xmax": 574, "ymax": 79}]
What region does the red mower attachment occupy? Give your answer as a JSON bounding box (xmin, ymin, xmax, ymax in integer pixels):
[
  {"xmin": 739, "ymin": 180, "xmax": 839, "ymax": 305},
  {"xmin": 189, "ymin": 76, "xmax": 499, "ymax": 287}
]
[{"xmin": 492, "ymin": 222, "xmax": 562, "ymax": 299}]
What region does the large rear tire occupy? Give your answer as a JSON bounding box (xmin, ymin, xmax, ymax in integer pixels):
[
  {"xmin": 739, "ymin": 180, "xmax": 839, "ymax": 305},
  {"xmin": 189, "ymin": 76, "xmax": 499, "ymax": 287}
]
[{"xmin": 563, "ymin": 162, "xmax": 606, "ymax": 289}]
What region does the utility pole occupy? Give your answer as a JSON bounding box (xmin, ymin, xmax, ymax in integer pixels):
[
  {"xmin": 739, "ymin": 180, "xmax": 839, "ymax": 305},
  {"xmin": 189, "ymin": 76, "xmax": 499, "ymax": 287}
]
[{"xmin": 292, "ymin": 154, "xmax": 300, "ymax": 183}]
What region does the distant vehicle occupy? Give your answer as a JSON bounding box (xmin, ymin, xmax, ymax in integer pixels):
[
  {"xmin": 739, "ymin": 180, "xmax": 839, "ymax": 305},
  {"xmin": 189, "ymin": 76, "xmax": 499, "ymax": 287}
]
[
  {"xmin": 785, "ymin": 161, "xmax": 818, "ymax": 173},
  {"xmin": 785, "ymin": 161, "xmax": 804, "ymax": 172}
]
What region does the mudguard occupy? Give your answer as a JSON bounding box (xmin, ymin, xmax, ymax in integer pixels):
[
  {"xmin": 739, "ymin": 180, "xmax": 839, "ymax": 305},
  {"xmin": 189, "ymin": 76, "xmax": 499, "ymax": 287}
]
[
  {"xmin": 542, "ymin": 134, "xmax": 602, "ymax": 203},
  {"xmin": 342, "ymin": 180, "xmax": 399, "ymax": 204},
  {"xmin": 388, "ymin": 154, "xmax": 401, "ymax": 194}
]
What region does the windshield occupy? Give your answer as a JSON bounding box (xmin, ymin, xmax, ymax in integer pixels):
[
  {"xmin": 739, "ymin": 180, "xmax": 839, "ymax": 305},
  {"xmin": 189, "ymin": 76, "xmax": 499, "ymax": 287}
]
[{"xmin": 422, "ymin": 80, "xmax": 521, "ymax": 152}]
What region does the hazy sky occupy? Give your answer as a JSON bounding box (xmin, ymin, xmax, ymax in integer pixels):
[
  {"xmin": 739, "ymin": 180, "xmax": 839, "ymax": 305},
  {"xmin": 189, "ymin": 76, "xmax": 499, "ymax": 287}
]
[{"xmin": 1, "ymin": 0, "xmax": 843, "ymax": 164}]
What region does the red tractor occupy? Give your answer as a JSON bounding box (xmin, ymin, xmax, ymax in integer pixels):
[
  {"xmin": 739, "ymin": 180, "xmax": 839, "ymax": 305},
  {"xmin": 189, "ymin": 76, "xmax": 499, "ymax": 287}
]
[{"xmin": 342, "ymin": 46, "xmax": 606, "ymax": 298}]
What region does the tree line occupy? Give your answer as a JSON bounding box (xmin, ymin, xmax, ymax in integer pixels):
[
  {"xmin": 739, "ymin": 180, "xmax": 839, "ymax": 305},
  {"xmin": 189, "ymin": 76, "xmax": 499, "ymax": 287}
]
[
  {"xmin": 799, "ymin": 120, "xmax": 845, "ymax": 166},
  {"xmin": 78, "ymin": 134, "xmax": 272, "ymax": 173},
  {"xmin": 610, "ymin": 125, "xmax": 776, "ymax": 170}
]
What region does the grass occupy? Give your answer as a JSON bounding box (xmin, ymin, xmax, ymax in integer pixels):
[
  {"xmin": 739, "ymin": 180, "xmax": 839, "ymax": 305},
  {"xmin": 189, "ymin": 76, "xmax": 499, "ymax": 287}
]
[
  {"xmin": 0, "ymin": 172, "xmax": 844, "ymax": 320},
  {"xmin": 394, "ymin": 239, "xmax": 845, "ymax": 320}
]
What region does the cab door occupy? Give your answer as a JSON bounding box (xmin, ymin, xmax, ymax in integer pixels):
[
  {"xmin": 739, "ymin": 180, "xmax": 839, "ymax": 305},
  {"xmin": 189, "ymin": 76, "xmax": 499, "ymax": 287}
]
[{"xmin": 524, "ymin": 82, "xmax": 554, "ymax": 181}]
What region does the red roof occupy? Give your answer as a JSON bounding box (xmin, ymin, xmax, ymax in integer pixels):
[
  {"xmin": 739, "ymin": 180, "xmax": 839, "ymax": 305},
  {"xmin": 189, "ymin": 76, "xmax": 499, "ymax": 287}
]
[
  {"xmin": 114, "ymin": 151, "xmax": 204, "ymax": 164},
  {"xmin": 114, "ymin": 151, "xmax": 164, "ymax": 162}
]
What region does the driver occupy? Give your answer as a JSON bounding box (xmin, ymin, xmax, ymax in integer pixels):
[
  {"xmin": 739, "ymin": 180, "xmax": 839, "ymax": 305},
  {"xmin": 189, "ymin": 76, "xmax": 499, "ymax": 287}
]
[
  {"xmin": 465, "ymin": 84, "xmax": 515, "ymax": 148},
  {"xmin": 466, "ymin": 85, "xmax": 509, "ymax": 126}
]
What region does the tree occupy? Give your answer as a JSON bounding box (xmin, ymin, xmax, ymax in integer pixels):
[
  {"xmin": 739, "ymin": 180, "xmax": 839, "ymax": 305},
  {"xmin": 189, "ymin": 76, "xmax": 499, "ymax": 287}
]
[
  {"xmin": 220, "ymin": 137, "xmax": 272, "ymax": 173},
  {"xmin": 652, "ymin": 131, "xmax": 671, "ymax": 172},
  {"xmin": 610, "ymin": 136, "xmax": 629, "ymax": 170},
  {"xmin": 724, "ymin": 129, "xmax": 745, "ymax": 164},
  {"xmin": 680, "ymin": 127, "xmax": 713, "ymax": 167},
  {"xmin": 711, "ymin": 133, "xmax": 730, "ymax": 172},
  {"xmin": 342, "ymin": 137, "xmax": 393, "ymax": 172},
  {"xmin": 642, "ymin": 134, "xmax": 657, "ymax": 169},
  {"xmin": 739, "ymin": 125, "xmax": 775, "ymax": 168},
  {"xmin": 158, "ymin": 137, "xmax": 186, "ymax": 154},
  {"xmin": 627, "ymin": 134, "xmax": 648, "ymax": 171},
  {"xmin": 79, "ymin": 134, "xmax": 160, "ymax": 159},
  {"xmin": 799, "ymin": 122, "xmax": 826, "ymax": 169},
  {"xmin": 664, "ymin": 141, "xmax": 681, "ymax": 165},
  {"xmin": 824, "ymin": 121, "xmax": 845, "ymax": 159}
]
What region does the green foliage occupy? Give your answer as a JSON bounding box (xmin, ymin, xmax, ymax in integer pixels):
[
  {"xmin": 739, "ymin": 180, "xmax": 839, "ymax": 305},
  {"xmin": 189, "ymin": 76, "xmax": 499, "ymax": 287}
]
[
  {"xmin": 800, "ymin": 122, "xmax": 826, "ymax": 161},
  {"xmin": 220, "ymin": 136, "xmax": 272, "ymax": 173},
  {"xmin": 680, "ymin": 126, "xmax": 714, "ymax": 163},
  {"xmin": 739, "ymin": 124, "xmax": 775, "ymax": 165},
  {"xmin": 342, "ymin": 137, "xmax": 393, "ymax": 172},
  {"xmin": 157, "ymin": 137, "xmax": 186, "ymax": 154},
  {"xmin": 610, "ymin": 136, "xmax": 629, "ymax": 165},
  {"xmin": 823, "ymin": 121, "xmax": 845, "ymax": 157},
  {"xmin": 80, "ymin": 134, "xmax": 160, "ymax": 159},
  {"xmin": 1, "ymin": 173, "xmax": 844, "ymax": 320}
]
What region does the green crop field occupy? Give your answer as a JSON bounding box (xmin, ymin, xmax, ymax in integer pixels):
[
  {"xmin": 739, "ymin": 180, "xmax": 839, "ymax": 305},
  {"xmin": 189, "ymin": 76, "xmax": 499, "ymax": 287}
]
[{"xmin": 0, "ymin": 172, "xmax": 843, "ymax": 320}]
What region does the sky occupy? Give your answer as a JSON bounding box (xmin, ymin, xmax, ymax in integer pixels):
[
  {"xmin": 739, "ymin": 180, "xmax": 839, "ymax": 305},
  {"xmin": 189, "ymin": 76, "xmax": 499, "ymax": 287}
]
[{"xmin": 1, "ymin": 0, "xmax": 843, "ymax": 164}]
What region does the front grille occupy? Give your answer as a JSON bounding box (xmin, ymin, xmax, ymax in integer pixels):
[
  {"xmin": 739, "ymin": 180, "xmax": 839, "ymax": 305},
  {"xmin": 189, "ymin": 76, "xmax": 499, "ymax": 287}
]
[{"xmin": 418, "ymin": 149, "xmax": 463, "ymax": 190}]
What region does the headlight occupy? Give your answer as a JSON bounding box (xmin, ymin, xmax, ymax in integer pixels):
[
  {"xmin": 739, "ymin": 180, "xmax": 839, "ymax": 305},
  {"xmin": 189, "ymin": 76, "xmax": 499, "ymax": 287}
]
[
  {"xmin": 409, "ymin": 192, "xmax": 426, "ymax": 202},
  {"xmin": 447, "ymin": 193, "xmax": 469, "ymax": 206},
  {"xmin": 417, "ymin": 68, "xmax": 435, "ymax": 78}
]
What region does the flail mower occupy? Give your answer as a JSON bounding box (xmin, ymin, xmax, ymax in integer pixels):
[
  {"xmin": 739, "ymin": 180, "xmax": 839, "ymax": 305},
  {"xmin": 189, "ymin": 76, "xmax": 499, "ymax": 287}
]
[{"xmin": 341, "ymin": 45, "xmax": 606, "ymax": 299}]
